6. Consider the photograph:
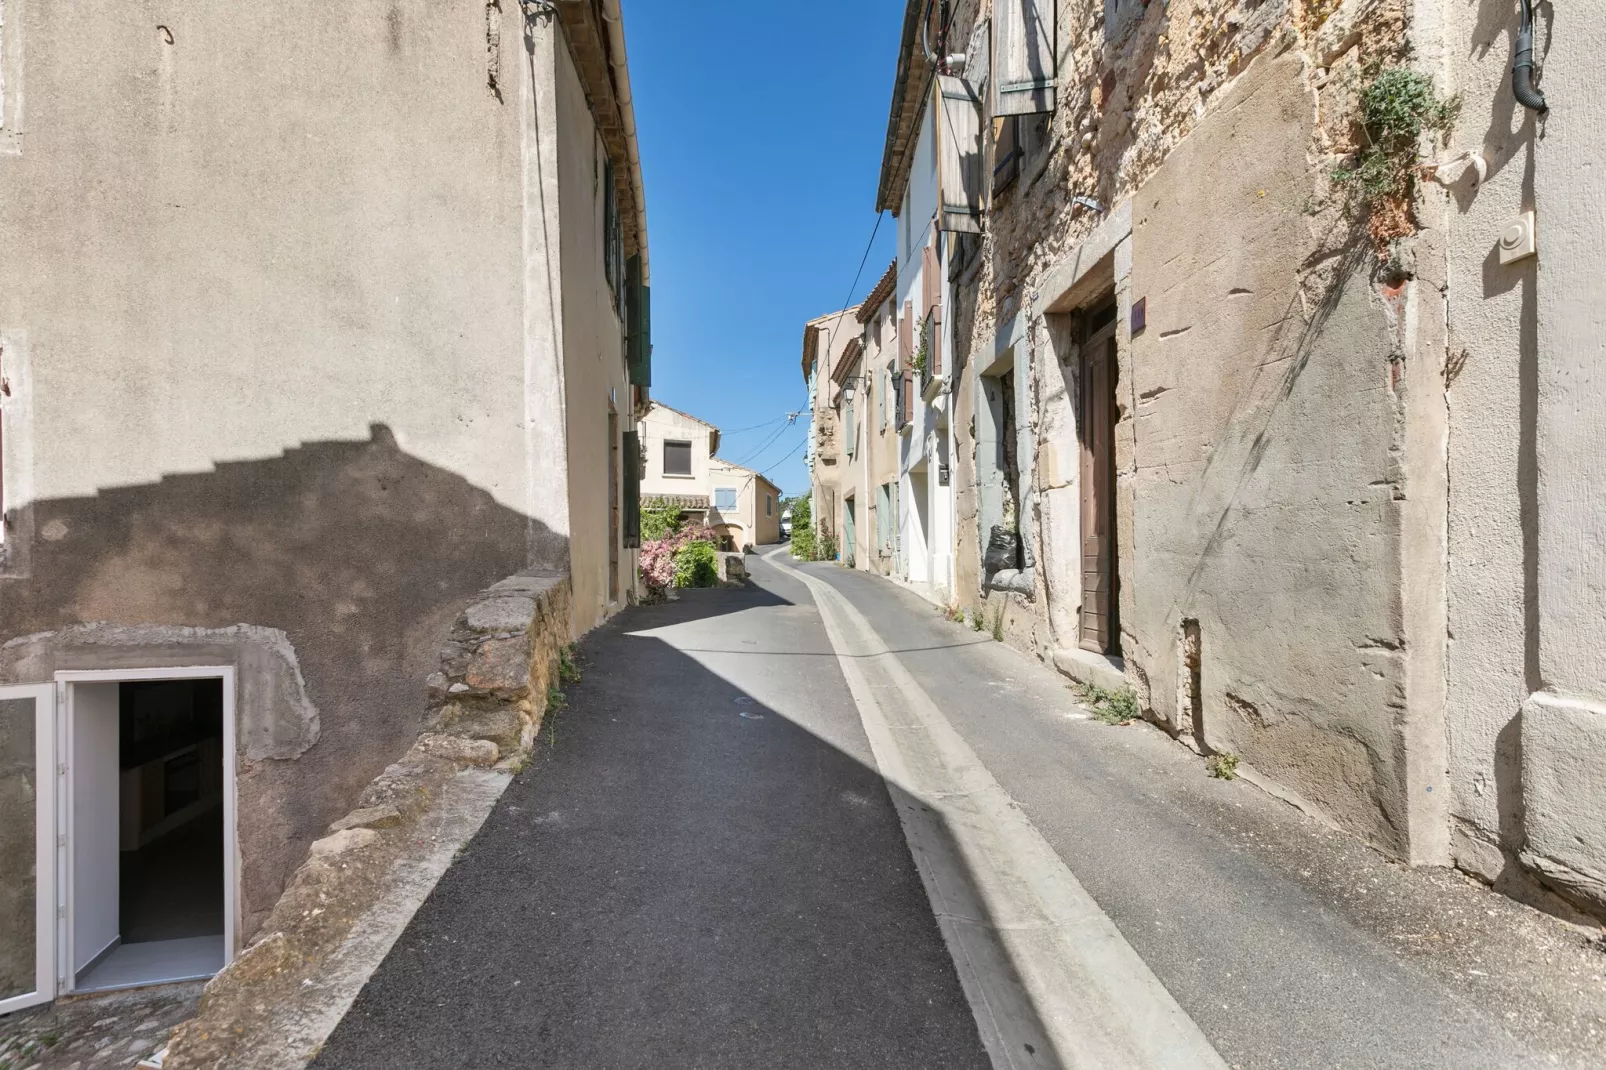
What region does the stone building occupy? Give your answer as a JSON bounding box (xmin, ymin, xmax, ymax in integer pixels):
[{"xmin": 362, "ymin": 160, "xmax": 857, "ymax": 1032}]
[
  {"xmin": 802, "ymin": 307, "xmax": 859, "ymax": 549},
  {"xmin": 858, "ymin": 0, "xmax": 1605, "ymax": 919},
  {"xmin": 0, "ymin": 0, "xmax": 651, "ymax": 1011},
  {"xmin": 816, "ymin": 262, "xmax": 905, "ymax": 578}
]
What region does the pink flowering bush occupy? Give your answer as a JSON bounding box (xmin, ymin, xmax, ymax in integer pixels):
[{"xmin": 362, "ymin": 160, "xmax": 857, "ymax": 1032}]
[{"xmin": 639, "ymin": 523, "xmax": 718, "ymax": 600}]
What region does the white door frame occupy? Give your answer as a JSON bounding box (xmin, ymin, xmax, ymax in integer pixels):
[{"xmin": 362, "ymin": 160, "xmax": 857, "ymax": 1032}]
[
  {"xmin": 53, "ymin": 666, "xmax": 238, "ymax": 995},
  {"xmin": 0, "ymin": 683, "xmax": 56, "ymax": 1016}
]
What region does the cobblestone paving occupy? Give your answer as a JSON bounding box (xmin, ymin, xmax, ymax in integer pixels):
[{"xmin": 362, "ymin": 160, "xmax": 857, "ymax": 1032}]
[{"xmin": 0, "ymin": 984, "xmax": 201, "ymax": 1070}]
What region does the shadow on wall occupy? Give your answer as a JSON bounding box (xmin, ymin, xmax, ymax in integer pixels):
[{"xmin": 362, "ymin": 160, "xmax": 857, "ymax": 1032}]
[{"xmin": 0, "ymin": 423, "xmax": 556, "ymax": 936}]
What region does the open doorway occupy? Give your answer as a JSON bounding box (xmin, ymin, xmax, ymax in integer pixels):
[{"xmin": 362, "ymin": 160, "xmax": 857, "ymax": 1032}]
[
  {"xmin": 908, "ymin": 469, "xmax": 930, "ymax": 583},
  {"xmin": 66, "ymin": 672, "xmax": 232, "ymax": 993}
]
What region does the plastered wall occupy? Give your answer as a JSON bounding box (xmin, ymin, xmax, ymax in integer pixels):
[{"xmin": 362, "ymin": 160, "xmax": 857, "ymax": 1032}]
[
  {"xmin": 556, "ymin": 39, "xmax": 635, "ymax": 634},
  {"xmin": 0, "ymin": 1, "xmax": 617, "ymax": 939}
]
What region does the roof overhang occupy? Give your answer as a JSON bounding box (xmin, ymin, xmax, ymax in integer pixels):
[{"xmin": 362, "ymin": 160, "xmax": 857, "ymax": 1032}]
[
  {"xmin": 857, "ymin": 261, "xmax": 898, "ymax": 324},
  {"xmin": 875, "ymin": 0, "xmax": 936, "ymax": 214},
  {"xmin": 832, "ymin": 337, "xmax": 864, "ymax": 385},
  {"xmin": 555, "ymin": 0, "xmax": 648, "ymax": 274}
]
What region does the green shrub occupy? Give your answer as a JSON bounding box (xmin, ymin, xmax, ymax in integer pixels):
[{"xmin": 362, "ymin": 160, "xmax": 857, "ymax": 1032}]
[
  {"xmin": 789, "ymin": 495, "xmax": 816, "ymax": 559},
  {"xmin": 641, "ymin": 498, "xmax": 685, "ymax": 541},
  {"xmin": 673, "ymin": 539, "xmax": 720, "ymax": 588},
  {"xmin": 790, "ymin": 525, "xmax": 816, "ymax": 559},
  {"xmin": 817, "ymin": 533, "xmax": 839, "ymax": 562}
]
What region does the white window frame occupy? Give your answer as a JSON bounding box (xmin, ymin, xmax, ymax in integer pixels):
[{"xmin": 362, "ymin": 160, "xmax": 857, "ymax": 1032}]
[{"xmin": 0, "ymin": 682, "xmax": 55, "ymax": 1014}]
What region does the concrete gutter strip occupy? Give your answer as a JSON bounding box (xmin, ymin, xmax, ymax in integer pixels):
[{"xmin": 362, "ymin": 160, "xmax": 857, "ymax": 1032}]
[
  {"xmin": 252, "ymin": 769, "xmax": 510, "ymax": 1070},
  {"xmin": 768, "ymin": 549, "xmax": 1226, "ymax": 1069}
]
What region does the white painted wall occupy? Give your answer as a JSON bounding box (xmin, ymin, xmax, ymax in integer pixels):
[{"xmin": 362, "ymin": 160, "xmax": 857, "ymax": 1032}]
[
  {"xmin": 893, "ymin": 98, "xmax": 954, "ymax": 595},
  {"xmin": 1519, "ymin": 4, "xmax": 1606, "ymax": 910}
]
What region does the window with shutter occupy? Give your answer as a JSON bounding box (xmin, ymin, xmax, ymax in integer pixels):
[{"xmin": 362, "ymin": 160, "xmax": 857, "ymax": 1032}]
[
  {"xmin": 715, "ymin": 487, "xmax": 738, "ymax": 512},
  {"xmin": 938, "ymin": 74, "xmax": 984, "ymax": 234},
  {"xmin": 664, "ymin": 440, "xmax": 692, "ymax": 477},
  {"xmin": 995, "ymin": 0, "xmax": 1056, "ymax": 116}
]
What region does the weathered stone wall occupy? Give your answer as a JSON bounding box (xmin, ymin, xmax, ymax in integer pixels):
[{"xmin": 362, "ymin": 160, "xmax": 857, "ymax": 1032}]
[
  {"xmin": 426, "ymin": 570, "xmax": 574, "ymax": 758},
  {"xmin": 941, "ymin": 0, "xmax": 1452, "ymax": 857},
  {"xmin": 162, "ymin": 569, "xmax": 573, "ymax": 1070}
]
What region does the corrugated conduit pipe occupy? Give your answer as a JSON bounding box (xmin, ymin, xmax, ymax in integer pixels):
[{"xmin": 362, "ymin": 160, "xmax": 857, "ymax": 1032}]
[{"xmin": 1512, "ymin": 0, "xmax": 1548, "ymax": 113}]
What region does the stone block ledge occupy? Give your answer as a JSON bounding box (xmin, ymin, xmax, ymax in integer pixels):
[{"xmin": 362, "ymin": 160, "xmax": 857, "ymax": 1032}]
[{"xmin": 158, "ymin": 569, "xmax": 574, "ymax": 1070}]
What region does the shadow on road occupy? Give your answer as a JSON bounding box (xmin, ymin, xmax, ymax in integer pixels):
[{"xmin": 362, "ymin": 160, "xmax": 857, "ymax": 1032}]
[{"xmin": 311, "ymin": 565, "xmax": 1030, "ymax": 1070}]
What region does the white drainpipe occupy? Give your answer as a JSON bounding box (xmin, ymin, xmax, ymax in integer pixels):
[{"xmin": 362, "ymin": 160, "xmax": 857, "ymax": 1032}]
[{"xmin": 600, "ymin": 0, "xmax": 649, "ymax": 285}]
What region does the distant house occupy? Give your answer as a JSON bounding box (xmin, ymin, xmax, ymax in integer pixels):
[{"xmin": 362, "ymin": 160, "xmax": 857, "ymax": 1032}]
[{"xmin": 638, "ymin": 402, "xmax": 781, "ymax": 551}]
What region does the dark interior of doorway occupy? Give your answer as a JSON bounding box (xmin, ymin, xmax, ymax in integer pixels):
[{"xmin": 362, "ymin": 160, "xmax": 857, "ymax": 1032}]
[
  {"xmin": 120, "ymin": 680, "xmax": 225, "ymax": 943},
  {"xmin": 75, "ymin": 678, "xmax": 225, "ymax": 992}
]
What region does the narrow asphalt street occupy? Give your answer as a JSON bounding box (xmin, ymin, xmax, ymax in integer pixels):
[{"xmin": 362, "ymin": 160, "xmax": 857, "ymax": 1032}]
[{"xmin": 315, "ymin": 551, "xmax": 1606, "ymax": 1070}]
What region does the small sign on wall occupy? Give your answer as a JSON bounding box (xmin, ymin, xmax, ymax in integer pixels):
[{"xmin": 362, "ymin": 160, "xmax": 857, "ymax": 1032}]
[{"xmin": 1131, "ymin": 297, "xmax": 1147, "ymax": 335}]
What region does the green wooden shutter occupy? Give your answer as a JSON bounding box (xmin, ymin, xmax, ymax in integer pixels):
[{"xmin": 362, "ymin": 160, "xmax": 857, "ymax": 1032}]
[
  {"xmin": 626, "ymin": 255, "xmax": 652, "ymax": 388},
  {"xmin": 622, "ymin": 429, "xmax": 642, "ymax": 548}
]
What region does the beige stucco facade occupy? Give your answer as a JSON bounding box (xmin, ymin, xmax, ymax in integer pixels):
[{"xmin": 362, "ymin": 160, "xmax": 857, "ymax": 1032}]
[
  {"xmin": 803, "ymin": 309, "xmax": 859, "ymax": 547},
  {"xmin": 639, "ymin": 402, "xmax": 721, "ymax": 503},
  {"xmin": 821, "ymin": 264, "xmax": 901, "ymax": 575},
  {"xmin": 0, "ymin": 0, "xmax": 650, "ymax": 1000},
  {"xmin": 708, "ymin": 458, "xmax": 783, "ymax": 550},
  {"xmin": 843, "ymin": 0, "xmax": 1606, "ymax": 918}
]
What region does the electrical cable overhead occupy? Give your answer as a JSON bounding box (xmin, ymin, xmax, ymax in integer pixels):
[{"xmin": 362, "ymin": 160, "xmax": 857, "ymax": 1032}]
[
  {"xmin": 718, "ymin": 415, "xmax": 790, "ymax": 437},
  {"xmin": 815, "ymin": 210, "xmax": 887, "ymax": 393},
  {"xmin": 731, "ymin": 412, "xmax": 798, "ymax": 467}
]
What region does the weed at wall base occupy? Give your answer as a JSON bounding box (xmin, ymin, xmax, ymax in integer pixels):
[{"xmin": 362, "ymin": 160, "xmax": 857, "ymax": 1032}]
[{"xmin": 1073, "ymin": 681, "xmax": 1141, "ymax": 725}]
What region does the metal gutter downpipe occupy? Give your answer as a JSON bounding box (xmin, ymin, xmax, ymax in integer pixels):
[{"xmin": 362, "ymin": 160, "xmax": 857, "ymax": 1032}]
[{"xmin": 600, "ymin": 0, "xmax": 649, "ymax": 284}]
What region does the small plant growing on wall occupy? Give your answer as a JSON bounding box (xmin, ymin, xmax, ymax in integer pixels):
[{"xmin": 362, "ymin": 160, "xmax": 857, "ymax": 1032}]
[
  {"xmin": 1332, "ymin": 65, "xmax": 1458, "ymax": 248},
  {"xmin": 911, "ymin": 318, "xmax": 930, "ymax": 375},
  {"xmin": 1207, "ymin": 752, "xmax": 1241, "ymax": 780}
]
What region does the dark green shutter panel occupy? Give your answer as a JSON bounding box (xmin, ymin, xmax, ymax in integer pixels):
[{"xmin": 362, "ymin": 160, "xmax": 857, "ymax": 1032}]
[
  {"xmin": 622, "ymin": 429, "xmax": 642, "ymax": 548},
  {"xmin": 626, "ymin": 255, "xmax": 652, "ymax": 388}
]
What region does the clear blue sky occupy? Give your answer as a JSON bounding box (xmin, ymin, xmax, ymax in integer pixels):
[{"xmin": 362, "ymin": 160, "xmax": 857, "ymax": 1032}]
[{"xmin": 625, "ymin": 2, "xmax": 902, "ymax": 499}]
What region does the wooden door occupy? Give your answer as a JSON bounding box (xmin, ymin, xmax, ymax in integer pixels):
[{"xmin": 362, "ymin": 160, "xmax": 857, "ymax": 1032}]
[{"xmin": 1079, "ymin": 315, "xmax": 1119, "ymax": 654}]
